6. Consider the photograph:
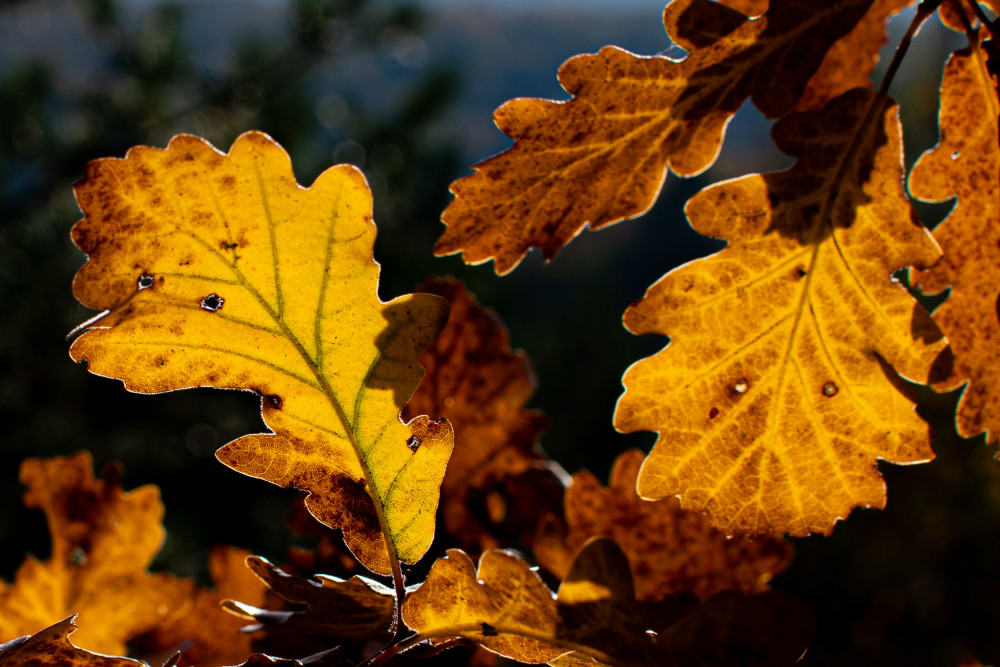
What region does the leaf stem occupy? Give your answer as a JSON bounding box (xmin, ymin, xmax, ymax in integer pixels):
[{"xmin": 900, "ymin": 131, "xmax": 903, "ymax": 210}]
[
  {"xmin": 365, "ymin": 625, "xmax": 632, "ymax": 667},
  {"xmin": 877, "ymin": 0, "xmax": 943, "ymax": 98}
]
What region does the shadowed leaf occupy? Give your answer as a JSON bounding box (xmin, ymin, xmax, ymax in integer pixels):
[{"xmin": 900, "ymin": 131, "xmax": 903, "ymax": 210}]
[
  {"xmin": 403, "ymin": 539, "xmax": 812, "ymax": 666},
  {"xmin": 435, "ymin": 0, "xmax": 875, "ymax": 273},
  {"xmin": 68, "ymin": 132, "xmax": 454, "ymax": 575},
  {"xmin": 615, "ymin": 89, "xmax": 945, "ymax": 535},
  {"xmin": 222, "ymin": 555, "xmax": 394, "ymax": 647},
  {"xmin": 134, "ymin": 547, "xmax": 267, "ymax": 667},
  {"xmin": 0, "ymin": 454, "xmax": 194, "ymax": 655},
  {"xmin": 404, "ymin": 278, "xmax": 556, "ymax": 553},
  {"xmin": 0, "ymin": 617, "xmax": 148, "ymax": 667},
  {"xmin": 535, "ymin": 449, "xmax": 792, "ymax": 601},
  {"xmin": 910, "ymin": 39, "xmax": 1000, "ymax": 440}
]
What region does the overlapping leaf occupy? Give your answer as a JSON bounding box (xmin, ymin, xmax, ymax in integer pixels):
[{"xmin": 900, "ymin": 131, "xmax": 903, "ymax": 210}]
[
  {"xmin": 536, "ymin": 449, "xmax": 792, "ymax": 601},
  {"xmin": 403, "ymin": 278, "xmax": 557, "ymax": 553},
  {"xmin": 615, "ymin": 89, "xmax": 946, "ymax": 536},
  {"xmin": 0, "ymin": 618, "xmax": 148, "ymax": 667},
  {"xmin": 910, "ymin": 38, "xmax": 1000, "ymax": 440},
  {"xmin": 435, "ymin": 0, "xmax": 879, "ymax": 273},
  {"xmin": 222, "ymin": 555, "xmax": 394, "ymax": 653},
  {"xmin": 68, "ymin": 131, "xmax": 454, "ymax": 575},
  {"xmin": 134, "ymin": 547, "xmax": 267, "ymax": 667},
  {"xmin": 402, "ymin": 538, "xmax": 812, "ymax": 666},
  {"xmin": 0, "ymin": 453, "xmax": 194, "ymax": 655}
]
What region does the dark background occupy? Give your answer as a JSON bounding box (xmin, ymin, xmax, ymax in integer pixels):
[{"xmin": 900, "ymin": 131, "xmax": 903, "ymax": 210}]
[{"xmin": 1, "ymin": 1, "xmax": 998, "ymax": 665}]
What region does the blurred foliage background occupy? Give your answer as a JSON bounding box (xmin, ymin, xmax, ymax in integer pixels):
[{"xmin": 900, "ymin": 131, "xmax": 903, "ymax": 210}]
[{"xmin": 1, "ymin": 0, "xmax": 999, "ymax": 664}]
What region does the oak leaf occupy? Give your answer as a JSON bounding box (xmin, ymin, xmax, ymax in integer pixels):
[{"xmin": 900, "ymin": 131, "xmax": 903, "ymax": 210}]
[
  {"xmin": 435, "ymin": 0, "xmax": 876, "ymax": 273},
  {"xmin": 222, "ymin": 555, "xmax": 394, "ymax": 653},
  {"xmin": 0, "ymin": 453, "xmax": 194, "ymax": 656},
  {"xmin": 615, "ymin": 89, "xmax": 946, "ymax": 535},
  {"xmin": 535, "ymin": 449, "xmax": 792, "ymax": 601},
  {"xmin": 403, "ymin": 278, "xmax": 557, "ymax": 553},
  {"xmin": 910, "ymin": 39, "xmax": 1000, "ymax": 440},
  {"xmin": 133, "ymin": 546, "xmax": 267, "ymax": 667},
  {"xmin": 0, "ymin": 617, "xmax": 148, "ymax": 667},
  {"xmin": 402, "ymin": 538, "xmax": 812, "ymax": 666},
  {"xmin": 68, "ymin": 132, "xmax": 454, "ymax": 575}
]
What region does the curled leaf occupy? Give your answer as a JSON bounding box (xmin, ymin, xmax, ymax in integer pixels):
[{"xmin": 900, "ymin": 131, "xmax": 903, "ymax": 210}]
[{"xmin": 0, "ymin": 617, "xmax": 148, "ymax": 667}]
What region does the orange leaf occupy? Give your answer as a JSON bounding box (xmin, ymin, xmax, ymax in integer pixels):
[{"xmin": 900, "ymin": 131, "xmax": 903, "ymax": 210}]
[
  {"xmin": 134, "ymin": 546, "xmax": 267, "ymax": 667},
  {"xmin": 536, "ymin": 449, "xmax": 792, "ymax": 601},
  {"xmin": 0, "ymin": 617, "xmax": 147, "ymax": 667},
  {"xmin": 0, "ymin": 453, "xmax": 194, "ymax": 656},
  {"xmin": 615, "ymin": 89, "xmax": 945, "ymax": 536},
  {"xmin": 404, "ymin": 278, "xmax": 556, "ymax": 552},
  {"xmin": 435, "ymin": 0, "xmax": 875, "ymax": 273},
  {"xmin": 68, "ymin": 132, "xmax": 454, "ymax": 575},
  {"xmin": 910, "ymin": 38, "xmax": 1000, "ymax": 439},
  {"xmin": 793, "ymin": 0, "xmax": 913, "ymax": 113}
]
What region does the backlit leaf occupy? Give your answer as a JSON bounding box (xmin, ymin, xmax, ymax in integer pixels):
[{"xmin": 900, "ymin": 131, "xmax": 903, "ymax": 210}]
[
  {"xmin": 403, "ymin": 538, "xmax": 812, "ymax": 666},
  {"xmin": 134, "ymin": 546, "xmax": 267, "ymax": 667},
  {"xmin": 535, "ymin": 449, "xmax": 792, "ymax": 601},
  {"xmin": 435, "ymin": 0, "xmax": 876, "ymax": 273},
  {"xmin": 403, "ymin": 278, "xmax": 554, "ymax": 553},
  {"xmin": 615, "ymin": 89, "xmax": 945, "ymax": 535},
  {"xmin": 68, "ymin": 132, "xmax": 454, "ymax": 575},
  {"xmin": 910, "ymin": 39, "xmax": 1000, "ymax": 440},
  {"xmin": 402, "ymin": 549, "xmax": 566, "ymax": 663},
  {"xmin": 0, "ymin": 453, "xmax": 194, "ymax": 656},
  {"xmin": 0, "ymin": 617, "xmax": 147, "ymax": 667}
]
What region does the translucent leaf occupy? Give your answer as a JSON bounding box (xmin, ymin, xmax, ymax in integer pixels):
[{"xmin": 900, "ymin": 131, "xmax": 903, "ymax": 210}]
[{"xmin": 68, "ymin": 132, "xmax": 454, "ymax": 575}]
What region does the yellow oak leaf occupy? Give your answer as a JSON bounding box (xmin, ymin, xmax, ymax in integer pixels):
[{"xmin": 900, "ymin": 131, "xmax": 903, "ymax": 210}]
[
  {"xmin": 910, "ymin": 39, "xmax": 1000, "ymax": 440},
  {"xmin": 68, "ymin": 132, "xmax": 454, "ymax": 576},
  {"xmin": 402, "ymin": 538, "xmax": 812, "ymax": 666},
  {"xmin": 435, "ymin": 0, "xmax": 876, "ymax": 273},
  {"xmin": 535, "ymin": 449, "xmax": 792, "ymax": 601},
  {"xmin": 0, "ymin": 453, "xmax": 194, "ymax": 656},
  {"xmin": 614, "ymin": 89, "xmax": 946, "ymax": 536},
  {"xmin": 403, "ymin": 278, "xmax": 554, "ymax": 553},
  {"xmin": 0, "ymin": 617, "xmax": 148, "ymax": 667}
]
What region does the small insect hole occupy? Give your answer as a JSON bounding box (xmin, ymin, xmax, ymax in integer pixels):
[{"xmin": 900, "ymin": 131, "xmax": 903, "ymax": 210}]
[
  {"xmin": 951, "ymin": 150, "xmax": 960, "ymax": 160},
  {"xmin": 795, "ymin": 266, "xmax": 807, "ymax": 278},
  {"xmin": 70, "ymin": 547, "xmax": 88, "ymax": 565},
  {"xmin": 822, "ymin": 381, "xmax": 839, "ymax": 397},
  {"xmin": 733, "ymin": 379, "xmax": 749, "ymax": 394},
  {"xmin": 708, "ymin": 407, "xmax": 720, "ymax": 419},
  {"xmin": 138, "ymin": 274, "xmax": 154, "ymax": 289},
  {"xmin": 201, "ymin": 294, "xmax": 224, "ymax": 312},
  {"xmin": 266, "ymin": 394, "xmax": 283, "ymax": 409},
  {"xmin": 406, "ymin": 435, "xmax": 422, "ymax": 452}
]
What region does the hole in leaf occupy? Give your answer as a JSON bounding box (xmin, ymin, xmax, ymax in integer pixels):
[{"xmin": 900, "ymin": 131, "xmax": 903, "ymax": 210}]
[
  {"xmin": 266, "ymin": 394, "xmax": 283, "ymax": 410},
  {"xmin": 406, "ymin": 435, "xmax": 422, "ymax": 452},
  {"xmin": 733, "ymin": 379, "xmax": 748, "ymax": 394},
  {"xmin": 823, "ymin": 381, "xmax": 839, "ymax": 397},
  {"xmin": 200, "ymin": 294, "xmax": 224, "ymax": 312},
  {"xmin": 951, "ymin": 150, "xmax": 960, "ymax": 160},
  {"xmin": 138, "ymin": 273, "xmax": 154, "ymax": 289},
  {"xmin": 708, "ymin": 406, "xmax": 720, "ymax": 419}
]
